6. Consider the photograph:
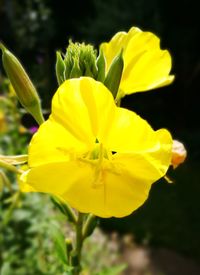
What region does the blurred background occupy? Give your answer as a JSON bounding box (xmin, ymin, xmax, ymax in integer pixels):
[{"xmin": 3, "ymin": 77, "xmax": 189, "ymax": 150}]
[{"xmin": 0, "ymin": 0, "xmax": 200, "ymax": 274}]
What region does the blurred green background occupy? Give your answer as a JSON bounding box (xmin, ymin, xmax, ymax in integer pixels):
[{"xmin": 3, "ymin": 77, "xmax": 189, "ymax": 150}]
[{"xmin": 0, "ymin": 0, "xmax": 200, "ymax": 274}]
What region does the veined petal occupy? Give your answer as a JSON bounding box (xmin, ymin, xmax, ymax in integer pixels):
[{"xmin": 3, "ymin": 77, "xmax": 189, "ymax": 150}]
[
  {"xmin": 20, "ymin": 160, "xmax": 109, "ymax": 217},
  {"xmin": 100, "ymin": 27, "xmax": 142, "ymax": 71},
  {"xmin": 29, "ymin": 78, "xmax": 116, "ymax": 167},
  {"xmin": 51, "ymin": 77, "xmax": 115, "ymax": 143},
  {"xmin": 121, "ymin": 50, "xmax": 174, "ymax": 94},
  {"xmin": 28, "ymin": 118, "xmax": 89, "ymax": 167},
  {"xmin": 20, "ymin": 160, "xmax": 151, "ymax": 218},
  {"xmin": 105, "ymin": 107, "xmax": 172, "ymax": 154},
  {"xmin": 51, "ymin": 78, "xmax": 95, "ymax": 143},
  {"xmin": 101, "ymin": 26, "xmax": 174, "ymax": 96}
]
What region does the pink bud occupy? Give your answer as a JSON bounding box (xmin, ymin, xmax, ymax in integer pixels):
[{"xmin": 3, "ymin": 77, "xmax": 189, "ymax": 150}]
[{"xmin": 171, "ymin": 140, "xmax": 187, "ymax": 169}]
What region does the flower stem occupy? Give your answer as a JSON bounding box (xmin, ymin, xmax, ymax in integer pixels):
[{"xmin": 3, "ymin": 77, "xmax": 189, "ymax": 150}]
[
  {"xmin": 69, "ymin": 212, "xmax": 97, "ymax": 274},
  {"xmin": 71, "ymin": 212, "xmax": 84, "ymax": 274}
]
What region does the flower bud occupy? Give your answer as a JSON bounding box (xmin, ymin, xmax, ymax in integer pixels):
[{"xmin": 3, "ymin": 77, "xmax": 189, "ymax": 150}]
[
  {"xmin": 65, "ymin": 238, "xmax": 73, "ymax": 260},
  {"xmin": 0, "ymin": 43, "xmax": 44, "ymax": 125},
  {"xmin": 59, "ymin": 41, "xmax": 98, "ymax": 81},
  {"xmin": 171, "ymin": 140, "xmax": 187, "ymax": 168},
  {"xmin": 83, "ymin": 214, "xmax": 98, "ymax": 238},
  {"xmin": 104, "ymin": 49, "xmax": 124, "ymax": 98}
]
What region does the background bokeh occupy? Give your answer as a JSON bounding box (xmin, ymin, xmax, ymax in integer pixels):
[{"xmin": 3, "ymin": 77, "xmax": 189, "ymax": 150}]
[{"xmin": 1, "ymin": 0, "xmax": 200, "ymax": 274}]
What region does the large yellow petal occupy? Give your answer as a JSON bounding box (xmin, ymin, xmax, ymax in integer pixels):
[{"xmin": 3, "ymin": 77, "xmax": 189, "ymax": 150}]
[
  {"xmin": 29, "ymin": 78, "xmax": 117, "ymax": 167},
  {"xmin": 51, "ymin": 77, "xmax": 116, "ymax": 143},
  {"xmin": 100, "ymin": 27, "xmax": 142, "ymax": 71},
  {"xmin": 105, "ymin": 107, "xmax": 172, "ymax": 154},
  {"xmin": 101, "ymin": 26, "xmax": 174, "ymax": 95},
  {"xmin": 121, "ymin": 49, "xmax": 174, "ymax": 94},
  {"xmin": 28, "ymin": 118, "xmax": 89, "ymax": 167},
  {"xmin": 20, "ymin": 159, "xmax": 151, "ymax": 218}
]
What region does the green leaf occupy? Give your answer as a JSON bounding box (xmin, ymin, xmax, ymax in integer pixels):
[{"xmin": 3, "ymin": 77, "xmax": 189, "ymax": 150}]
[
  {"xmin": 50, "ymin": 222, "xmax": 68, "ymax": 265},
  {"xmin": 97, "ymin": 264, "xmax": 127, "ymax": 275},
  {"xmin": 1, "ymin": 263, "xmax": 12, "ymax": 275}
]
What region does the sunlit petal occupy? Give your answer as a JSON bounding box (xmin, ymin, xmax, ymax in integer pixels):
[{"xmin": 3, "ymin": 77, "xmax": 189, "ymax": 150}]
[
  {"xmin": 105, "ymin": 107, "xmax": 172, "ymax": 154},
  {"xmin": 101, "ymin": 26, "xmax": 174, "ymax": 96}
]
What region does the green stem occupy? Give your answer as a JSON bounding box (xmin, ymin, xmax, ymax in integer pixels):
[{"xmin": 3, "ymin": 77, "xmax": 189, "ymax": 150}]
[
  {"xmin": 69, "ymin": 213, "xmax": 97, "ymax": 274},
  {"xmin": 70, "ymin": 212, "xmax": 84, "ymax": 275}
]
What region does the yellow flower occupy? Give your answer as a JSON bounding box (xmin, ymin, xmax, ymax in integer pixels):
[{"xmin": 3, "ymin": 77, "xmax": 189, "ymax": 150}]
[
  {"xmin": 100, "ymin": 27, "xmax": 174, "ymax": 97},
  {"xmin": 20, "ymin": 77, "xmax": 172, "ymax": 218}
]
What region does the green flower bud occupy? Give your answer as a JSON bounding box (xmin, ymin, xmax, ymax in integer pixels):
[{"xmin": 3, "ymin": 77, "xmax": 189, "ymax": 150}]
[
  {"xmin": 104, "ymin": 49, "xmax": 124, "ymax": 99},
  {"xmin": 83, "ymin": 214, "xmax": 98, "ymax": 239},
  {"xmin": 96, "ymin": 49, "xmax": 106, "ymax": 82},
  {"xmin": 62, "ymin": 41, "xmax": 98, "ymax": 80},
  {"xmin": 65, "ymin": 238, "xmax": 73, "ymax": 260},
  {"xmin": 0, "ymin": 43, "xmax": 44, "ymax": 125},
  {"xmin": 55, "ymin": 51, "xmax": 66, "ymax": 85}
]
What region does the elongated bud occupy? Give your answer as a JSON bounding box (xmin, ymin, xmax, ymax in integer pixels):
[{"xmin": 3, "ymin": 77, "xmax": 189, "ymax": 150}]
[
  {"xmin": 104, "ymin": 50, "xmax": 124, "ymax": 98},
  {"xmin": 55, "ymin": 51, "xmax": 66, "ymax": 85},
  {"xmin": 96, "ymin": 49, "xmax": 106, "ymax": 82},
  {"xmin": 0, "ymin": 154, "xmax": 28, "ymax": 165},
  {"xmin": 83, "ymin": 214, "xmax": 98, "ymax": 238},
  {"xmin": 0, "ymin": 159, "xmax": 21, "ymax": 174},
  {"xmin": 0, "ymin": 43, "xmax": 44, "ymax": 125}
]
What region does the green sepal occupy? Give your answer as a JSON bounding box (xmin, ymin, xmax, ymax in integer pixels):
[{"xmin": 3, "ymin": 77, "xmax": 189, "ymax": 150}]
[
  {"xmin": 96, "ymin": 49, "xmax": 106, "ymax": 82},
  {"xmin": 104, "ymin": 50, "xmax": 124, "ymax": 98},
  {"xmin": 56, "ymin": 51, "xmax": 66, "ymax": 85},
  {"xmin": 51, "ymin": 196, "xmax": 77, "ymax": 223},
  {"xmin": 69, "ymin": 57, "xmax": 82, "ymax": 78},
  {"xmin": 83, "ymin": 214, "xmax": 98, "ymax": 239}
]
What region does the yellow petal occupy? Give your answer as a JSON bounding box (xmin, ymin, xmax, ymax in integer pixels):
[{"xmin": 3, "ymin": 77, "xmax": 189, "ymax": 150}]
[
  {"xmin": 105, "ymin": 107, "xmax": 172, "ymax": 154},
  {"xmin": 52, "ymin": 77, "xmax": 116, "ymax": 141},
  {"xmin": 121, "ymin": 50, "xmax": 174, "ymax": 94},
  {"xmin": 28, "ymin": 118, "xmax": 88, "ymax": 167},
  {"xmin": 20, "ymin": 160, "xmax": 109, "ymax": 216},
  {"xmin": 19, "ymin": 160, "xmax": 150, "ymax": 218},
  {"xmin": 101, "ymin": 27, "xmax": 142, "ymax": 71},
  {"xmin": 101, "ymin": 26, "xmax": 174, "ymax": 95},
  {"xmin": 29, "ymin": 77, "xmax": 116, "ymax": 167}
]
